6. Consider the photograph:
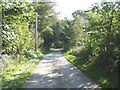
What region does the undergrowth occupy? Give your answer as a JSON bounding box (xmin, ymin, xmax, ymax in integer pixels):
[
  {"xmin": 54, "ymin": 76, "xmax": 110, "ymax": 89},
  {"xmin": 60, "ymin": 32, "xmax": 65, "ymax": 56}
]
[
  {"xmin": 64, "ymin": 49, "xmax": 118, "ymax": 88},
  {"xmin": 2, "ymin": 51, "xmax": 44, "ymax": 90}
]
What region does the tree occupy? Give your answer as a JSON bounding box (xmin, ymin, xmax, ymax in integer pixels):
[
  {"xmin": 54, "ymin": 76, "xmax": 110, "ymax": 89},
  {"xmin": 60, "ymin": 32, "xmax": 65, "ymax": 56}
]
[
  {"xmin": 2, "ymin": 2, "xmax": 35, "ymax": 54},
  {"xmin": 51, "ymin": 16, "xmax": 84, "ymax": 50},
  {"xmin": 84, "ymin": 1, "xmax": 119, "ymax": 72},
  {"xmin": 34, "ymin": 2, "xmax": 57, "ymax": 49}
]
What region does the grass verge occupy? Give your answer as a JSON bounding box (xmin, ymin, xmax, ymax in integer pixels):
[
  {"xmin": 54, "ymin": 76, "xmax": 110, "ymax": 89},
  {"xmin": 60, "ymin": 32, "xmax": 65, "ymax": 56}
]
[
  {"xmin": 2, "ymin": 51, "xmax": 45, "ymax": 90},
  {"xmin": 64, "ymin": 52, "xmax": 118, "ymax": 88}
]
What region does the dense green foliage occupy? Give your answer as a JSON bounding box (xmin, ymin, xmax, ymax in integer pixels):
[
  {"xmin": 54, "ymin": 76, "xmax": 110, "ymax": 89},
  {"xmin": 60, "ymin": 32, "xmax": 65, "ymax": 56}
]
[
  {"xmin": 2, "ymin": 1, "xmax": 55, "ymax": 90},
  {"xmin": 2, "ymin": 2, "xmax": 35, "ymax": 54},
  {"xmin": 36, "ymin": 2, "xmax": 57, "ymax": 49},
  {"xmin": 52, "ymin": 17, "xmax": 83, "ymax": 50},
  {"xmin": 2, "ymin": 0, "xmax": 119, "ymax": 89},
  {"xmin": 63, "ymin": 1, "xmax": 119, "ymax": 88},
  {"xmin": 2, "ymin": 1, "xmax": 56, "ymax": 54}
]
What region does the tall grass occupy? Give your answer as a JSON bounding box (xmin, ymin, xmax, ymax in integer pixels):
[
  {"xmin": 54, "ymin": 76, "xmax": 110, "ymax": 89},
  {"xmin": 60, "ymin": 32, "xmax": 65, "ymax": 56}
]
[{"xmin": 2, "ymin": 51, "xmax": 44, "ymax": 90}]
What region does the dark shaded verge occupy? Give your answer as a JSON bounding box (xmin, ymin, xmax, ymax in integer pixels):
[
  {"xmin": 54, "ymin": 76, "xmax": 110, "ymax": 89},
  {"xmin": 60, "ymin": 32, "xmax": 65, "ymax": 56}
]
[{"xmin": 63, "ymin": 52, "xmax": 118, "ymax": 89}]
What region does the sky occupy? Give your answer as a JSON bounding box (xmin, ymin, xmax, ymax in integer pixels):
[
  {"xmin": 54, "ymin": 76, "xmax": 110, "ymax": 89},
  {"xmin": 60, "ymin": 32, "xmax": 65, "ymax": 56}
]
[{"xmin": 53, "ymin": 0, "xmax": 102, "ymax": 19}]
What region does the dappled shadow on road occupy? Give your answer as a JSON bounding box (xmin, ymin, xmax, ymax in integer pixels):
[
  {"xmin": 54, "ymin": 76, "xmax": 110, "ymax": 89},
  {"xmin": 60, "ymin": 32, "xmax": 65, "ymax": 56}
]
[{"xmin": 22, "ymin": 50, "xmax": 100, "ymax": 89}]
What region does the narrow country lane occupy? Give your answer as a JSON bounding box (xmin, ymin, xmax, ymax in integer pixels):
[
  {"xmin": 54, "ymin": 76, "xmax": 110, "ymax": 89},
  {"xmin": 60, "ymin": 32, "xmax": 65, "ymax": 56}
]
[{"xmin": 23, "ymin": 50, "xmax": 99, "ymax": 88}]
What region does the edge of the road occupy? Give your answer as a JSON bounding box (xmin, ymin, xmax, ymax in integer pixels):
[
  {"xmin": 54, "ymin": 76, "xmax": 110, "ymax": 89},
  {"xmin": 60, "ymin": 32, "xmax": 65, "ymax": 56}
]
[{"xmin": 61, "ymin": 51, "xmax": 101, "ymax": 88}]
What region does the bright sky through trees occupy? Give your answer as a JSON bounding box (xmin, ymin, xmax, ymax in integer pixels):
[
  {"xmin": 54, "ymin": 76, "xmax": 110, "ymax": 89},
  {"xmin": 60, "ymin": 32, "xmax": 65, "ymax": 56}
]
[{"xmin": 54, "ymin": 0, "xmax": 102, "ymax": 19}]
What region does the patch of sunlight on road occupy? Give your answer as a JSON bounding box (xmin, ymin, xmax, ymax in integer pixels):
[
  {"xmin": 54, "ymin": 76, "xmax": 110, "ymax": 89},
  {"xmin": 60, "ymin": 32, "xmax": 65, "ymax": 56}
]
[
  {"xmin": 47, "ymin": 73, "xmax": 63, "ymax": 78},
  {"xmin": 27, "ymin": 80, "xmax": 38, "ymax": 83}
]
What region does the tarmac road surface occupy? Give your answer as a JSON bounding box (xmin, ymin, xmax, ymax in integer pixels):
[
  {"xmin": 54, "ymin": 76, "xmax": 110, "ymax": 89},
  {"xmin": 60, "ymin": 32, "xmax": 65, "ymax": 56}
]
[{"xmin": 23, "ymin": 50, "xmax": 99, "ymax": 88}]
